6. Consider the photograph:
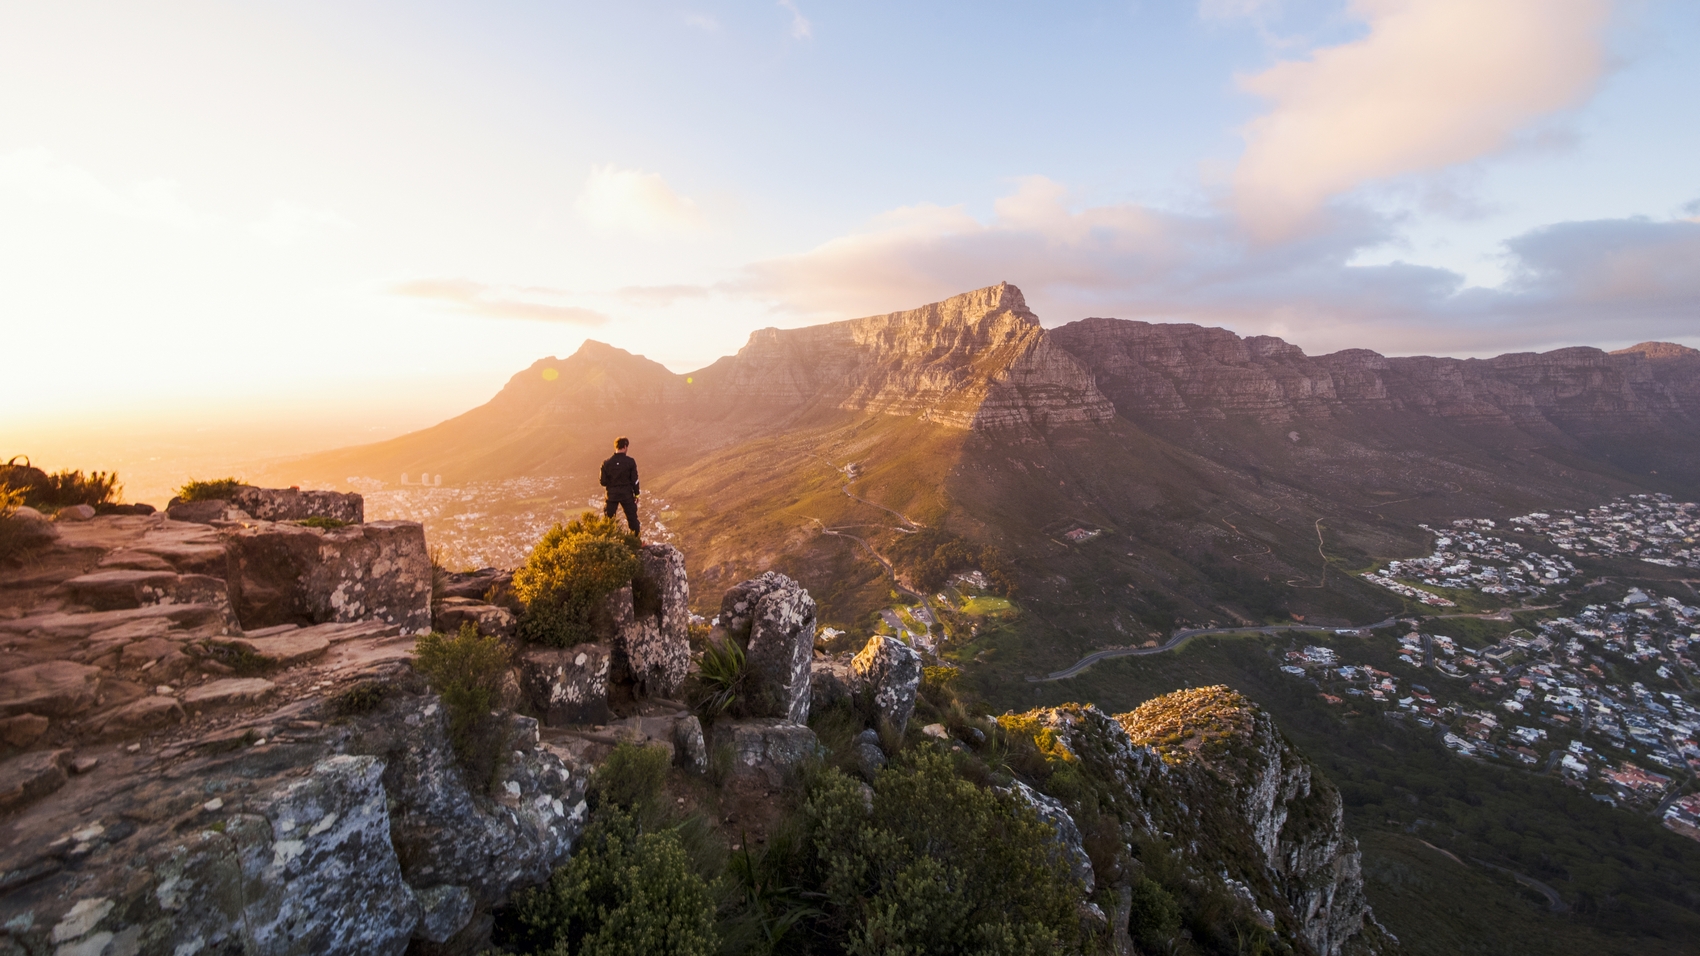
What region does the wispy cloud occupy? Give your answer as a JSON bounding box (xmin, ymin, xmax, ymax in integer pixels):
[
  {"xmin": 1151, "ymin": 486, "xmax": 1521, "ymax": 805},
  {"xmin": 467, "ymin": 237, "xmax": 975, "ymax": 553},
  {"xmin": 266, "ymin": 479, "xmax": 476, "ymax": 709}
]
[
  {"xmin": 1233, "ymin": 0, "xmax": 1612, "ymax": 240},
  {"xmin": 683, "ymin": 13, "xmax": 720, "ymax": 33},
  {"xmin": 574, "ymin": 164, "xmax": 705, "ymax": 237},
  {"xmin": 730, "ymin": 176, "xmax": 1700, "ymax": 356},
  {"xmin": 1198, "ymin": 0, "xmax": 1279, "ymax": 21},
  {"xmin": 0, "ymin": 147, "xmax": 207, "ymax": 228},
  {"xmin": 616, "ymin": 283, "xmax": 712, "ymax": 306},
  {"xmin": 392, "ymin": 278, "xmax": 609, "ymax": 325},
  {"xmin": 778, "ymin": 0, "xmax": 812, "ymax": 40},
  {"xmin": 247, "ymin": 199, "xmax": 352, "ymax": 245}
]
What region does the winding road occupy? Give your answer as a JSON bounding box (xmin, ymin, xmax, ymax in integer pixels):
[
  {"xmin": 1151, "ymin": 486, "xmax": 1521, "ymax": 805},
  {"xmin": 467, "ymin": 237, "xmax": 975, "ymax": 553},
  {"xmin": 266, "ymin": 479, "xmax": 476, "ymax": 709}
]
[{"xmin": 1031, "ymin": 617, "xmax": 1399, "ymax": 681}]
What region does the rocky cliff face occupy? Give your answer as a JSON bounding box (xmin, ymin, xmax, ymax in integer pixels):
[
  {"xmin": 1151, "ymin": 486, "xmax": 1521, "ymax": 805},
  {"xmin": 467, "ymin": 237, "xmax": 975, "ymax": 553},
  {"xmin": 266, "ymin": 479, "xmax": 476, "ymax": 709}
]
[
  {"xmin": 692, "ymin": 282, "xmax": 1114, "ymax": 429},
  {"xmin": 1010, "ymin": 687, "xmax": 1395, "ymax": 956},
  {"xmin": 1050, "ymin": 317, "xmax": 1700, "ymax": 439}
]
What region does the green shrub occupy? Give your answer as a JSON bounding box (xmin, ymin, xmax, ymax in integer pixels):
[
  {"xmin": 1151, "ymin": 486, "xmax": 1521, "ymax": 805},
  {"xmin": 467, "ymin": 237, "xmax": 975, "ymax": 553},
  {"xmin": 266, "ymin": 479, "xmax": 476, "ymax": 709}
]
[
  {"xmin": 331, "ymin": 681, "xmax": 389, "ymax": 716},
  {"xmin": 3, "ymin": 466, "xmax": 122, "ymax": 511},
  {"xmin": 295, "ymin": 516, "xmax": 348, "ymax": 529},
  {"xmin": 796, "ymin": 749, "xmax": 1082, "ymax": 955},
  {"xmin": 177, "ymin": 477, "xmax": 244, "ymax": 502},
  {"xmin": 692, "ymin": 637, "xmax": 747, "ymax": 719},
  {"xmin": 591, "ymin": 741, "xmax": 672, "ymax": 824},
  {"xmin": 513, "ymin": 513, "xmax": 641, "ymax": 647},
  {"xmin": 509, "ymin": 808, "xmax": 719, "ymax": 956},
  {"xmin": 412, "ymin": 624, "xmax": 513, "ymax": 784},
  {"xmin": 1126, "ymin": 876, "xmax": 1182, "ymax": 953}
]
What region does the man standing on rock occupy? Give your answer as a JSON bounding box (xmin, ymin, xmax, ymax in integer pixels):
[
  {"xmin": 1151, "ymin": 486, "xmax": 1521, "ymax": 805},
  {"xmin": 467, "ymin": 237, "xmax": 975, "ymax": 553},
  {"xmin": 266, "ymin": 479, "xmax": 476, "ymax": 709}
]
[{"xmin": 599, "ymin": 436, "xmax": 641, "ymax": 536}]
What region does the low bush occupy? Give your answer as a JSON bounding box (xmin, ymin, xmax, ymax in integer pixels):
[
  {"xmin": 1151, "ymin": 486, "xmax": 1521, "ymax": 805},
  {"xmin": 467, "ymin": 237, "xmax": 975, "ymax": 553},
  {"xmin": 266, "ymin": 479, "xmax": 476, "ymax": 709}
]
[
  {"xmin": 691, "ymin": 636, "xmax": 748, "ymax": 719},
  {"xmin": 509, "ymin": 808, "xmax": 719, "ymax": 956},
  {"xmin": 2, "ymin": 458, "xmax": 122, "ymax": 512},
  {"xmin": 295, "ymin": 516, "xmax": 347, "ymax": 529},
  {"xmin": 513, "ymin": 513, "xmax": 641, "ymax": 647},
  {"xmin": 591, "ymin": 741, "xmax": 672, "ymax": 823},
  {"xmin": 176, "ymin": 477, "xmax": 244, "ymax": 502},
  {"xmin": 1126, "ymin": 876, "xmax": 1183, "ymax": 954},
  {"xmin": 0, "ymin": 486, "xmax": 31, "ymax": 564},
  {"xmin": 412, "ymin": 624, "xmax": 513, "ymax": 786},
  {"xmin": 793, "ymin": 749, "xmax": 1082, "ymax": 955}
]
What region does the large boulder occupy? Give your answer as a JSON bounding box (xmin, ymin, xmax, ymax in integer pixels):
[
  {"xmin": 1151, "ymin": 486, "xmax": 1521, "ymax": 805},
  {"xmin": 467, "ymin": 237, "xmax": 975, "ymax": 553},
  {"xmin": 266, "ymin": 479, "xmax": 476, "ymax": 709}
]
[
  {"xmin": 165, "ymin": 498, "xmax": 253, "ymax": 524},
  {"xmin": 224, "ymin": 521, "xmax": 431, "ymax": 634},
  {"xmin": 710, "ymin": 719, "xmax": 818, "ymax": 790},
  {"xmin": 0, "ymin": 660, "xmax": 101, "ymax": 718},
  {"xmin": 852, "ymin": 635, "xmax": 922, "ymax": 736},
  {"xmin": 721, "ymin": 573, "xmax": 816, "ymax": 723},
  {"xmin": 614, "ymin": 543, "xmax": 690, "ymax": 698},
  {"xmin": 433, "ymin": 598, "xmax": 517, "ymax": 639},
  {"xmin": 0, "ymin": 504, "xmax": 59, "ymax": 553},
  {"xmin": 517, "ymin": 644, "xmax": 611, "ymax": 725}
]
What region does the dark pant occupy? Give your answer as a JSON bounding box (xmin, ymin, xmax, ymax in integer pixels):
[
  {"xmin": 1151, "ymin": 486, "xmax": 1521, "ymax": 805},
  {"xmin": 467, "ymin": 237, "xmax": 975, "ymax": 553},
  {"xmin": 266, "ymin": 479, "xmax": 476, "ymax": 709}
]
[{"xmin": 604, "ymin": 492, "xmax": 639, "ymax": 534}]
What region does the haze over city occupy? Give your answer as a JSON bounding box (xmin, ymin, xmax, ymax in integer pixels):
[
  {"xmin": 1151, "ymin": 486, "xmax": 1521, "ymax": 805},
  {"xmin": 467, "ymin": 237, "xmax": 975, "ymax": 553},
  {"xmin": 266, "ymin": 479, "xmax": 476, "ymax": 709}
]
[{"xmin": 2, "ymin": 0, "xmax": 1697, "ymax": 479}]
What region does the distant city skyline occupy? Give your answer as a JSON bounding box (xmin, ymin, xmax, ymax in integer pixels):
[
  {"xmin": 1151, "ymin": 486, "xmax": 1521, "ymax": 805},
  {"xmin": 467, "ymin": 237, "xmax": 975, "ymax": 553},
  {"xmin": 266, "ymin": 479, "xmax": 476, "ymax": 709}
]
[{"xmin": 3, "ymin": 0, "xmax": 1697, "ymax": 463}]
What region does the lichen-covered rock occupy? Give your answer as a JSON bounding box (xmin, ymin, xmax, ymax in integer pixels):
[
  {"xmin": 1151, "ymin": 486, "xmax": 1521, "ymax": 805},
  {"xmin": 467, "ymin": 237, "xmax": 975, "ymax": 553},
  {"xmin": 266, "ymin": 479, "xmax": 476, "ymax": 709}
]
[
  {"xmin": 230, "ymin": 486, "xmax": 365, "ymax": 524},
  {"xmin": 224, "ymin": 520, "xmax": 431, "ymax": 633},
  {"xmin": 615, "ymin": 543, "xmax": 690, "ymax": 697},
  {"xmin": 58, "ymin": 570, "xmax": 234, "ymax": 627},
  {"xmin": 165, "ymin": 498, "xmax": 253, "ymax": 524},
  {"xmin": 518, "ymin": 643, "xmax": 610, "ymax": 725},
  {"xmin": 723, "ymin": 573, "xmax": 816, "ymax": 723},
  {"xmin": 851, "ymin": 634, "xmax": 921, "ymax": 736},
  {"xmin": 413, "ymin": 883, "xmax": 476, "ymax": 945},
  {"xmin": 674, "ymin": 714, "xmax": 709, "ymax": 774},
  {"xmin": 351, "ymin": 696, "xmax": 587, "ymax": 906},
  {"xmin": 809, "ymin": 655, "xmax": 856, "ymax": 709},
  {"xmin": 852, "ymin": 728, "xmax": 886, "ymax": 778},
  {"xmin": 710, "ymin": 719, "xmax": 818, "ymax": 790},
  {"xmin": 1002, "ymin": 779, "xmax": 1094, "ymax": 895}
]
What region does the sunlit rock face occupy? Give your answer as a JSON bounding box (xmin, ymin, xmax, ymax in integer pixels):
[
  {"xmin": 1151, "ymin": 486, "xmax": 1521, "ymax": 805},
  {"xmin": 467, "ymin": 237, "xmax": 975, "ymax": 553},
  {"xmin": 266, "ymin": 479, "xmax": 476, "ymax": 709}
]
[
  {"xmin": 224, "ymin": 521, "xmax": 432, "ymax": 634},
  {"xmin": 691, "ymin": 283, "xmax": 1115, "ymax": 430}
]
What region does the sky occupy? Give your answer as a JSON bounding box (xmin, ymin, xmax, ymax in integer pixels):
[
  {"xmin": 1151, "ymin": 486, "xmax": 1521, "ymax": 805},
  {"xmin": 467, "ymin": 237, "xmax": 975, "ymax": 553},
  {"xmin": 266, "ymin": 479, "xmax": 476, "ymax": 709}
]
[{"xmin": 2, "ymin": 0, "xmax": 1698, "ymax": 484}]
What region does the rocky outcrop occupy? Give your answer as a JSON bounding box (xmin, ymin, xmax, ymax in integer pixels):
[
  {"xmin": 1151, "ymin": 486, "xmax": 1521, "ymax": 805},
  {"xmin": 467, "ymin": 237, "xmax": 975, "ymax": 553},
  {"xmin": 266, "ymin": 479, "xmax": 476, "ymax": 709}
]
[
  {"xmin": 721, "ymin": 572, "xmax": 816, "ymax": 723},
  {"xmin": 694, "ymin": 283, "xmax": 1115, "ymax": 430},
  {"xmin": 518, "ymin": 644, "xmax": 611, "ymax": 725},
  {"xmin": 851, "ymin": 634, "xmax": 921, "ymax": 737},
  {"xmin": 1001, "ymin": 687, "xmax": 1391, "ymax": 956},
  {"xmin": 710, "ymin": 719, "xmax": 819, "ymax": 790},
  {"xmin": 166, "ymin": 486, "xmax": 364, "ymax": 526},
  {"xmin": 224, "ymin": 520, "xmax": 431, "ymax": 634},
  {"xmin": 0, "ymin": 675, "xmax": 588, "ymax": 956},
  {"xmin": 615, "ymin": 543, "xmax": 691, "ymax": 697}
]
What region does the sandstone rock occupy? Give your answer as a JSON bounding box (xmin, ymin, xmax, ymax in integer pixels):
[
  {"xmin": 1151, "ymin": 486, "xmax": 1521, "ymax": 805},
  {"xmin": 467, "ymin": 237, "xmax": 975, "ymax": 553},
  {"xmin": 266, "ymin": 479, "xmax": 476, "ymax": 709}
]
[
  {"xmin": 809, "ymin": 655, "xmax": 856, "ymax": 709},
  {"xmin": 119, "ymin": 636, "xmax": 183, "ymax": 668},
  {"xmin": 166, "ymin": 498, "xmax": 252, "ymax": 524},
  {"xmin": 230, "ymin": 486, "xmax": 364, "ymax": 524},
  {"xmin": 224, "ymin": 520, "xmax": 431, "ymax": 633},
  {"xmin": 0, "ymin": 713, "xmax": 50, "ymax": 749},
  {"xmin": 133, "ymin": 541, "xmax": 230, "ymax": 576},
  {"xmin": 921, "ymin": 723, "xmax": 948, "ymax": 740},
  {"xmin": 723, "ymin": 573, "xmax": 816, "ymax": 723},
  {"xmin": 0, "ymin": 660, "xmax": 101, "ymax": 718},
  {"xmin": 614, "ymin": 543, "xmax": 691, "ymax": 697},
  {"xmin": 674, "ymin": 715, "xmax": 709, "ymax": 774},
  {"xmin": 851, "ymin": 634, "xmax": 921, "ymax": 736},
  {"xmin": 433, "ymin": 597, "xmax": 517, "ymax": 639},
  {"xmin": 710, "ymin": 718, "xmax": 818, "ymax": 790},
  {"xmin": 412, "ymin": 884, "xmax": 475, "ymax": 944},
  {"xmin": 438, "ymin": 567, "xmax": 513, "ymax": 601},
  {"xmin": 212, "ymin": 630, "xmax": 332, "ymax": 666},
  {"xmin": 58, "ymin": 571, "xmax": 235, "ymax": 632},
  {"xmin": 517, "ymin": 643, "xmax": 610, "ymax": 725},
  {"xmin": 1003, "ymin": 779, "xmax": 1095, "ymax": 894},
  {"xmin": 54, "ymin": 504, "xmax": 96, "ymax": 522},
  {"xmin": 97, "ymin": 695, "xmax": 184, "ymax": 736},
  {"xmin": 0, "ymin": 748, "xmax": 69, "ymax": 814},
  {"xmin": 183, "ymin": 677, "xmax": 277, "ymax": 709}
]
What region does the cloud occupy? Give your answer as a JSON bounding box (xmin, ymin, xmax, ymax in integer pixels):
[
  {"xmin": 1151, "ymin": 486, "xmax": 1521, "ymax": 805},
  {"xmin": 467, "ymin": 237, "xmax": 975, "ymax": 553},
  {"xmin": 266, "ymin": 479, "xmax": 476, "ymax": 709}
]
[
  {"xmin": 731, "ymin": 176, "xmax": 1700, "ymax": 356},
  {"xmin": 778, "ymin": 0, "xmax": 812, "ymax": 40},
  {"xmin": 574, "ymin": 164, "xmax": 704, "ymax": 237},
  {"xmin": 1198, "ymin": 0, "xmax": 1279, "ymax": 21},
  {"xmin": 616, "ymin": 283, "xmax": 712, "ymax": 306},
  {"xmin": 392, "ymin": 278, "xmax": 609, "ymax": 325},
  {"xmin": 1233, "ymin": 0, "xmax": 1612, "ymax": 240},
  {"xmin": 683, "ymin": 13, "xmax": 720, "ymax": 32},
  {"xmin": 247, "ymin": 199, "xmax": 353, "ymax": 245},
  {"xmin": 0, "ymin": 147, "xmax": 207, "ymax": 228}
]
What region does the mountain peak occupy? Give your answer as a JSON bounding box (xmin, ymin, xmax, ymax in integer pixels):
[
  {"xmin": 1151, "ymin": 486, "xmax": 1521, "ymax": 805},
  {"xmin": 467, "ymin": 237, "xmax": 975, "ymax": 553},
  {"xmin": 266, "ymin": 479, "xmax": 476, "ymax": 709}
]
[{"xmin": 1613, "ymin": 341, "xmax": 1700, "ymax": 361}]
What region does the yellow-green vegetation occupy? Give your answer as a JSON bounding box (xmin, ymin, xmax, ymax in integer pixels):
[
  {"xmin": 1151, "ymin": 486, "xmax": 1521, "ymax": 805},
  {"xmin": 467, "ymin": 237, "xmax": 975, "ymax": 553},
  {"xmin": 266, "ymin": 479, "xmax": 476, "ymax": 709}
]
[
  {"xmin": 513, "ymin": 512, "xmax": 641, "ymax": 647},
  {"xmin": 996, "ymin": 712, "xmax": 1077, "ymax": 767},
  {"xmin": 294, "ymin": 515, "xmax": 348, "ymax": 529},
  {"xmin": 1119, "ymin": 685, "xmax": 1254, "ymax": 766},
  {"xmin": 0, "ymin": 486, "xmax": 30, "ymax": 563},
  {"xmin": 1, "ymin": 457, "xmax": 122, "ymax": 512},
  {"xmin": 177, "ymin": 477, "xmax": 244, "ymax": 501},
  {"xmin": 412, "ymin": 623, "xmax": 513, "ymax": 783},
  {"xmin": 958, "ymin": 595, "xmax": 1013, "ymax": 616}
]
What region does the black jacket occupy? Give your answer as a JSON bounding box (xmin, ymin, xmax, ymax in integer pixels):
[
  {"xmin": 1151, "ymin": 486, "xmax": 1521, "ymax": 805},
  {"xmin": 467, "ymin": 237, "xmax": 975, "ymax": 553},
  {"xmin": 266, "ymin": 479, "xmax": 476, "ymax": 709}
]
[{"xmin": 600, "ymin": 452, "xmax": 639, "ymax": 495}]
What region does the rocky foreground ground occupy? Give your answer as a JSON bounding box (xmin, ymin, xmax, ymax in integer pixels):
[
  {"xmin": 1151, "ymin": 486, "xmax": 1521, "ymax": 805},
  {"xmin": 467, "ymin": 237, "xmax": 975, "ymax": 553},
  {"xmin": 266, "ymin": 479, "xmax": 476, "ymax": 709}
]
[{"xmin": 2, "ymin": 490, "xmax": 1397, "ymax": 956}]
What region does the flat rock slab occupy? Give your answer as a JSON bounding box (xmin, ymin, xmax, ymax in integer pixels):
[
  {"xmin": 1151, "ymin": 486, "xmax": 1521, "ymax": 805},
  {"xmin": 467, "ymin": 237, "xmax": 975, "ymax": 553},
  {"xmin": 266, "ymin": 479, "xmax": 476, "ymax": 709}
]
[
  {"xmin": 61, "ymin": 569, "xmax": 181, "ymax": 610},
  {"xmin": 183, "ymin": 678, "xmax": 277, "ymax": 709},
  {"xmin": 0, "ymin": 749, "xmax": 70, "ymax": 815},
  {"xmin": 97, "ymin": 695, "xmax": 185, "ymax": 736},
  {"xmin": 213, "ymin": 631, "xmax": 331, "ymax": 666},
  {"xmin": 0, "ymin": 604, "xmax": 227, "ymax": 642},
  {"xmin": 0, "ymin": 661, "xmax": 101, "ymax": 718}
]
